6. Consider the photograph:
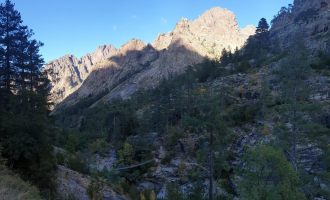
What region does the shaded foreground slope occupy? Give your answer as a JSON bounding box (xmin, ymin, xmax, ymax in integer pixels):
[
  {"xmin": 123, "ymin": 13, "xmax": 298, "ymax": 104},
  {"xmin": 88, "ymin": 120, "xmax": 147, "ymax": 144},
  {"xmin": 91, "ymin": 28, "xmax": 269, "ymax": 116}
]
[{"xmin": 0, "ymin": 165, "xmax": 43, "ymax": 200}]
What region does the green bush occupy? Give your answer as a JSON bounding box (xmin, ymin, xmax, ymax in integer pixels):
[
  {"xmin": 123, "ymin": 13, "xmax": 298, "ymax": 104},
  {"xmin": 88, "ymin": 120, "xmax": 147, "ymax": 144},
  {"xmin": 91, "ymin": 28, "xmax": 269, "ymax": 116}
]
[
  {"xmin": 88, "ymin": 138, "xmax": 110, "ymax": 156},
  {"xmin": 118, "ymin": 141, "xmax": 135, "ymax": 165},
  {"xmin": 87, "ymin": 179, "xmax": 103, "ymax": 200},
  {"xmin": 227, "ymin": 104, "xmax": 260, "ymax": 126},
  {"xmin": 238, "ymin": 145, "xmax": 306, "ymax": 200},
  {"xmin": 56, "ymin": 152, "xmax": 65, "ymax": 165},
  {"xmin": 310, "ymin": 52, "xmax": 330, "ymax": 71},
  {"xmin": 236, "ymin": 61, "xmax": 251, "ymax": 73},
  {"xmin": 165, "ymin": 183, "xmax": 185, "ymax": 200},
  {"xmin": 67, "ymin": 153, "xmax": 89, "ymax": 174}
]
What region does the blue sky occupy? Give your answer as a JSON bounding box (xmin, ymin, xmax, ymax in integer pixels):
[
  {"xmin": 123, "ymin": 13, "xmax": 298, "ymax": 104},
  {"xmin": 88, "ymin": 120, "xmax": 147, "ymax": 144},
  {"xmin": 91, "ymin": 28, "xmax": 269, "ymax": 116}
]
[{"xmin": 11, "ymin": 0, "xmax": 293, "ymax": 62}]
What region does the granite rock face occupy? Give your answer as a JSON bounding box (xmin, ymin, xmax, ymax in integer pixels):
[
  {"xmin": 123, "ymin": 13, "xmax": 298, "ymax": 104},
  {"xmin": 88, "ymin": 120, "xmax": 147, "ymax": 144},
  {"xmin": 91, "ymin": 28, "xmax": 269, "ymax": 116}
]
[
  {"xmin": 270, "ymin": 0, "xmax": 330, "ymax": 53},
  {"xmin": 56, "ymin": 165, "xmax": 127, "ymax": 200},
  {"xmin": 45, "ymin": 7, "xmax": 255, "ymax": 110},
  {"xmin": 153, "ymin": 7, "xmax": 255, "ymax": 58},
  {"xmin": 45, "ymin": 45, "xmax": 117, "ymax": 105}
]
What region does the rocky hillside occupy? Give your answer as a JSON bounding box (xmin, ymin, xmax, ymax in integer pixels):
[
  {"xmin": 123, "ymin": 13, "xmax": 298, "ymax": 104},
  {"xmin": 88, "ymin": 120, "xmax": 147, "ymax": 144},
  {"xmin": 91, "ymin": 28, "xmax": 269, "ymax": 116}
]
[
  {"xmin": 45, "ymin": 7, "xmax": 255, "ymax": 110},
  {"xmin": 271, "ymin": 0, "xmax": 330, "ymax": 52},
  {"xmin": 51, "ymin": 0, "xmax": 330, "ymax": 199}
]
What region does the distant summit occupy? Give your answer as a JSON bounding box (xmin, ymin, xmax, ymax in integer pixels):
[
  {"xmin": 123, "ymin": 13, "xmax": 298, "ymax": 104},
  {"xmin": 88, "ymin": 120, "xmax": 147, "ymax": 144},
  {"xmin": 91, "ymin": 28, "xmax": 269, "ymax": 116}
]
[{"xmin": 153, "ymin": 7, "xmax": 255, "ymax": 58}]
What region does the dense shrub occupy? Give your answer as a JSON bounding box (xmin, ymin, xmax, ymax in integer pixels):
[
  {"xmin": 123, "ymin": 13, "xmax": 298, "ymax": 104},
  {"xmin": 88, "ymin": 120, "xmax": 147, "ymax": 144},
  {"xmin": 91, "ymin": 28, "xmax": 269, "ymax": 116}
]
[
  {"xmin": 67, "ymin": 153, "xmax": 89, "ymax": 174},
  {"xmin": 238, "ymin": 145, "xmax": 306, "ymax": 200},
  {"xmin": 226, "ymin": 104, "xmax": 260, "ymax": 126}
]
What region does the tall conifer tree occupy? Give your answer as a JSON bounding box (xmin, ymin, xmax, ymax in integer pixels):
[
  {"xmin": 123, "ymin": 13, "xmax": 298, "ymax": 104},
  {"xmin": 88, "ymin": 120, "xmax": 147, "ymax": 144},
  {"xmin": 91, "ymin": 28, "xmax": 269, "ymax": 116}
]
[{"xmin": 0, "ymin": 0, "xmax": 55, "ymax": 196}]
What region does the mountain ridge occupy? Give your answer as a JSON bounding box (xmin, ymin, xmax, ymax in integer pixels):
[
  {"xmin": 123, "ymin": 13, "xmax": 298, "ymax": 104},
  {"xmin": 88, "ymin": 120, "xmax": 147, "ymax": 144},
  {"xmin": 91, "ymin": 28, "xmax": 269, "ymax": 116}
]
[{"xmin": 45, "ymin": 7, "xmax": 255, "ymax": 108}]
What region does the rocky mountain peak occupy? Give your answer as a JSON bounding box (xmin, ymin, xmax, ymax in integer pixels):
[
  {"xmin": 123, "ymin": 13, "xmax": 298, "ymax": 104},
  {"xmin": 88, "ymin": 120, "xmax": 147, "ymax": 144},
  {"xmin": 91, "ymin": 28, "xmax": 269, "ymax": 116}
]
[
  {"xmin": 120, "ymin": 39, "xmax": 146, "ymax": 54},
  {"xmin": 175, "ymin": 17, "xmax": 190, "ymax": 30},
  {"xmin": 172, "ymin": 7, "xmax": 239, "ymax": 36},
  {"xmin": 83, "ymin": 45, "xmax": 117, "ymax": 62},
  {"xmin": 241, "ymin": 25, "xmax": 257, "ymax": 37},
  {"xmin": 153, "ymin": 7, "xmax": 255, "ymax": 58},
  {"xmin": 51, "ymin": 54, "xmax": 76, "ymax": 64},
  {"xmin": 193, "ymin": 7, "xmax": 236, "ymax": 28}
]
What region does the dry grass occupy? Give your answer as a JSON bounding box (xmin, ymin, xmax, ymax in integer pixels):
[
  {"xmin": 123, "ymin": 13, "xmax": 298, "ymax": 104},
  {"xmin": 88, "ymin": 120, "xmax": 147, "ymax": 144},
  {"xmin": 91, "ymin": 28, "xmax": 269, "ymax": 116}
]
[{"xmin": 0, "ymin": 166, "xmax": 43, "ymax": 200}]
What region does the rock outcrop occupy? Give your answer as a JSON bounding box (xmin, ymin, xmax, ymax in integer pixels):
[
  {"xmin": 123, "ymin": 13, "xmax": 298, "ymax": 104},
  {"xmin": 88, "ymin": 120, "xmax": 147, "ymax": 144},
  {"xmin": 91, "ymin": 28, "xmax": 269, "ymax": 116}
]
[
  {"xmin": 56, "ymin": 165, "xmax": 127, "ymax": 200},
  {"xmin": 270, "ymin": 0, "xmax": 330, "ymax": 53},
  {"xmin": 45, "ymin": 45, "xmax": 117, "ymax": 105},
  {"xmin": 45, "ymin": 7, "xmax": 255, "ymax": 111}
]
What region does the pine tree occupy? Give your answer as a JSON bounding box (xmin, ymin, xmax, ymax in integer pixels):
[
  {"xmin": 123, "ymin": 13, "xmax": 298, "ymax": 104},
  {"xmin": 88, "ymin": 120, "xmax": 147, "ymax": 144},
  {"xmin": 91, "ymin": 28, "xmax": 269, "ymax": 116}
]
[
  {"xmin": 256, "ymin": 18, "xmax": 270, "ymax": 34},
  {"xmin": 0, "ymin": 0, "xmax": 30, "ymax": 92},
  {"xmin": 26, "ymin": 39, "xmax": 45, "ymax": 92},
  {"xmin": 0, "ymin": 0, "xmax": 55, "ymax": 196},
  {"xmin": 220, "ymin": 48, "xmax": 230, "ymax": 65},
  {"xmin": 243, "ymin": 18, "xmax": 271, "ymax": 62},
  {"xmin": 274, "ymin": 49, "xmax": 312, "ymax": 171}
]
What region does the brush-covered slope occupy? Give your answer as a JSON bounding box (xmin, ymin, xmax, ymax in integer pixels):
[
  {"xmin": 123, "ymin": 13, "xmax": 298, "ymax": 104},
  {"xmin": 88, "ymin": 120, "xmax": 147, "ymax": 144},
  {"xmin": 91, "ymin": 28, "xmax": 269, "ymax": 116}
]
[
  {"xmin": 51, "ymin": 0, "xmax": 330, "ymax": 199},
  {"xmin": 0, "ymin": 165, "xmax": 43, "ymax": 200}
]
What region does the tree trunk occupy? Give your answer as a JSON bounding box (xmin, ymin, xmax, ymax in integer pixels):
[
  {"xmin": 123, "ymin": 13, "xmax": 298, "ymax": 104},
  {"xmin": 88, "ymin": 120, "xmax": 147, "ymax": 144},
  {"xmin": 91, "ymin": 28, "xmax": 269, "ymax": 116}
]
[{"xmin": 209, "ymin": 131, "xmax": 214, "ymax": 200}]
